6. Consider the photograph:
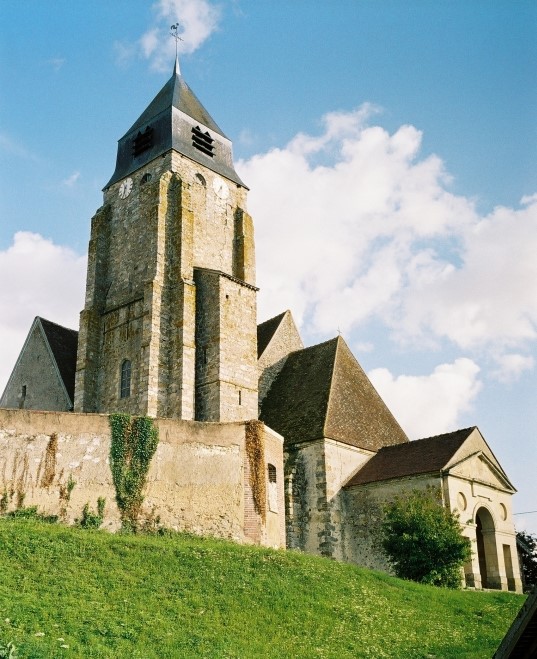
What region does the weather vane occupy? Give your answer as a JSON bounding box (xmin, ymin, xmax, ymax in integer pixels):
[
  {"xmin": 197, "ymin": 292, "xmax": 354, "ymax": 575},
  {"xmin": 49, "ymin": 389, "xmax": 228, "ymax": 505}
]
[{"xmin": 170, "ymin": 23, "xmax": 183, "ymax": 68}]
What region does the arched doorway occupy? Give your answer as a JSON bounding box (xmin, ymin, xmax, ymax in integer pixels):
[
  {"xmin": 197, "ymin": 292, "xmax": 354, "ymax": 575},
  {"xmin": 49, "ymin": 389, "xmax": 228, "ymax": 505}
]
[{"xmin": 475, "ymin": 507, "xmax": 500, "ymax": 589}]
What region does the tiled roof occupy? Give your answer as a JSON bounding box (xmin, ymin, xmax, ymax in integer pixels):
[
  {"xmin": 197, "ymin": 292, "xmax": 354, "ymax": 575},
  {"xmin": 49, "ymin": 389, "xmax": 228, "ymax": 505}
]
[
  {"xmin": 260, "ymin": 338, "xmax": 336, "ymax": 445},
  {"xmin": 257, "ymin": 311, "xmax": 287, "ymax": 358},
  {"xmin": 260, "ymin": 336, "xmax": 408, "ymax": 451},
  {"xmin": 39, "ymin": 318, "xmax": 78, "ymax": 404},
  {"xmin": 345, "ymin": 427, "xmax": 476, "ymax": 487}
]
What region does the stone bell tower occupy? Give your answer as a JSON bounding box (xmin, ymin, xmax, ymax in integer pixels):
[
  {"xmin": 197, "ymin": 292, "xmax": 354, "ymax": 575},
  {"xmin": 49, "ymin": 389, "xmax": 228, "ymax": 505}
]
[{"xmin": 74, "ymin": 58, "xmax": 258, "ymax": 422}]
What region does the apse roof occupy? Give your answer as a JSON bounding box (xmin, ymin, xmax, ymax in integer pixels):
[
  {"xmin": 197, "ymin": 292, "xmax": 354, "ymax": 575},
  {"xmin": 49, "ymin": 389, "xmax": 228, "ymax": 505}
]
[{"xmin": 259, "ymin": 336, "xmax": 409, "ymax": 451}]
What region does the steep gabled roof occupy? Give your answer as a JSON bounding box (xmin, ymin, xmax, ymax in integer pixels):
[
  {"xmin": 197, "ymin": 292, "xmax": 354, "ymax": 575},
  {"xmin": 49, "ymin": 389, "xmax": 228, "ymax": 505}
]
[
  {"xmin": 257, "ymin": 311, "xmax": 287, "ymax": 358},
  {"xmin": 39, "ymin": 318, "xmax": 79, "ymax": 403},
  {"xmin": 345, "ymin": 427, "xmax": 475, "ymax": 487},
  {"xmin": 260, "ymin": 337, "xmax": 336, "ymax": 446},
  {"xmin": 0, "ymin": 316, "xmax": 79, "ymax": 410},
  {"xmin": 260, "ymin": 336, "xmax": 408, "ymax": 451},
  {"xmin": 324, "ymin": 338, "xmax": 408, "ymax": 450}
]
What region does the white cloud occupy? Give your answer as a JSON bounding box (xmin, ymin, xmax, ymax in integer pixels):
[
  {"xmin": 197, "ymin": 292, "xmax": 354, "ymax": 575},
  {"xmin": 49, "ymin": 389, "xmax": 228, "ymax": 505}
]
[
  {"xmin": 492, "ymin": 353, "xmax": 534, "ymax": 383},
  {"xmin": 62, "ymin": 171, "xmax": 80, "ymax": 187},
  {"xmin": 239, "ymin": 104, "xmax": 477, "ymax": 334},
  {"xmin": 397, "ymin": 198, "xmax": 537, "ymax": 351},
  {"xmin": 521, "ymin": 193, "xmax": 537, "ymax": 206},
  {"xmin": 0, "ymin": 233, "xmax": 86, "ymax": 393},
  {"xmin": 238, "ymin": 108, "xmax": 537, "ymax": 374},
  {"xmin": 369, "ymin": 358, "xmax": 482, "ymax": 439},
  {"xmin": 117, "ymin": 0, "xmax": 221, "ymax": 72}
]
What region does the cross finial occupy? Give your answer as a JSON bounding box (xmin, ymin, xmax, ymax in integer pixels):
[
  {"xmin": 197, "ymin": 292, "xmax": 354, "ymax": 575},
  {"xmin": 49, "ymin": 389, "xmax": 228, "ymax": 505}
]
[{"xmin": 170, "ymin": 23, "xmax": 183, "ymax": 75}]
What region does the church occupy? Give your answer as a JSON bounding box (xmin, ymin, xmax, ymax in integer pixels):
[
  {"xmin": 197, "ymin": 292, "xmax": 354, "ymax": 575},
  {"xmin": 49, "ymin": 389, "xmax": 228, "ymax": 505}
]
[{"xmin": 0, "ymin": 56, "xmax": 522, "ymax": 592}]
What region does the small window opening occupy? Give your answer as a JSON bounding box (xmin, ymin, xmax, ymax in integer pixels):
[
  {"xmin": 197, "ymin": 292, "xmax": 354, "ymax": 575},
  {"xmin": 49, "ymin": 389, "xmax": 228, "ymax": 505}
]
[
  {"xmin": 203, "ymin": 347, "xmax": 208, "ymax": 365},
  {"xmin": 133, "ymin": 126, "xmax": 154, "ymax": 157},
  {"xmin": 141, "ymin": 172, "xmax": 152, "ymax": 184},
  {"xmin": 120, "ymin": 359, "xmax": 131, "ymax": 398},
  {"xmin": 195, "ymin": 173, "xmax": 206, "ymax": 186},
  {"xmin": 192, "ymin": 126, "xmax": 214, "ymax": 157},
  {"xmin": 268, "ymin": 464, "xmax": 278, "ymax": 512},
  {"xmin": 238, "ymin": 390, "xmax": 242, "ymax": 406},
  {"xmin": 21, "ymin": 385, "xmax": 27, "ymax": 398}
]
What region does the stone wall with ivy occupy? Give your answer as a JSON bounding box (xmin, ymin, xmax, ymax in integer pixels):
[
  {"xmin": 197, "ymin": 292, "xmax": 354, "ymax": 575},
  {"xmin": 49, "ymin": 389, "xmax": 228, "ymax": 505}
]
[{"xmin": 0, "ymin": 408, "xmax": 285, "ymax": 547}]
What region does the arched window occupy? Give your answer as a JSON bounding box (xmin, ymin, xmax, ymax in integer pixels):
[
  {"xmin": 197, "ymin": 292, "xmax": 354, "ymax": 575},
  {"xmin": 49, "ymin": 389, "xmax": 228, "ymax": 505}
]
[{"xmin": 120, "ymin": 359, "xmax": 131, "ymax": 398}]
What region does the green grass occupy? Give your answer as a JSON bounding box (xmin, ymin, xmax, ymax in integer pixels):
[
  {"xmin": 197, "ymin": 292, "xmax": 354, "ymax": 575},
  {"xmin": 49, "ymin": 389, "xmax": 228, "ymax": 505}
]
[{"xmin": 0, "ymin": 518, "xmax": 524, "ymax": 658}]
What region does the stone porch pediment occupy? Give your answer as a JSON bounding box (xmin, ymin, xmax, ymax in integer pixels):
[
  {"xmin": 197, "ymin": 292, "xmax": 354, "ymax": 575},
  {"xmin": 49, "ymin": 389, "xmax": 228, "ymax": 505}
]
[{"xmin": 445, "ymin": 451, "xmax": 515, "ymax": 493}]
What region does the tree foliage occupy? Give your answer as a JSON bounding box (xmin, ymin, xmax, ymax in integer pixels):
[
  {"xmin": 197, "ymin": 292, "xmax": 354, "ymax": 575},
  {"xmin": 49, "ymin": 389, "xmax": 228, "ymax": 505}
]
[
  {"xmin": 381, "ymin": 488, "xmax": 471, "ymax": 588},
  {"xmin": 516, "ymin": 530, "xmax": 537, "ymax": 591}
]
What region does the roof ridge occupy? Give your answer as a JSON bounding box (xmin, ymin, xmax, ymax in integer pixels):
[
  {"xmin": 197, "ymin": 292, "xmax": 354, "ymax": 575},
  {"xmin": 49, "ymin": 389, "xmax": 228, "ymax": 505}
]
[
  {"xmin": 37, "ymin": 316, "xmax": 78, "ymax": 334},
  {"xmin": 263, "ymin": 310, "xmax": 289, "ymax": 357},
  {"xmin": 257, "ymin": 310, "xmax": 287, "ymax": 330},
  {"xmin": 415, "ymin": 426, "xmax": 477, "ymax": 443},
  {"xmin": 323, "ymin": 336, "xmax": 344, "ymax": 437}
]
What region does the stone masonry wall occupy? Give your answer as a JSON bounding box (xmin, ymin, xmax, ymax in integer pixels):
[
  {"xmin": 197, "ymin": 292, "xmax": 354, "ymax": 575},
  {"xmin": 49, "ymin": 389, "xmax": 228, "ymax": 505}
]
[
  {"xmin": 1, "ymin": 323, "xmax": 70, "ymax": 412},
  {"xmin": 343, "ymin": 474, "xmax": 439, "ymax": 572},
  {"xmin": 0, "ymin": 409, "xmax": 284, "ymax": 547},
  {"xmin": 75, "ymin": 150, "xmax": 256, "ymax": 423},
  {"xmin": 284, "ymin": 440, "xmax": 326, "ymax": 554},
  {"xmin": 322, "ymin": 440, "xmax": 373, "ymax": 560},
  {"xmin": 285, "ymin": 438, "xmax": 373, "ymax": 559},
  {"xmin": 194, "ymin": 270, "xmax": 258, "ymax": 422}
]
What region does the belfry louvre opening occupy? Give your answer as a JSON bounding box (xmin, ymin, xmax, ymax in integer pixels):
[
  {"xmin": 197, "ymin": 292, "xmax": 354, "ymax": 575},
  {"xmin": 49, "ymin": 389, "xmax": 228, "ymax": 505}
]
[
  {"xmin": 133, "ymin": 127, "xmax": 154, "ymax": 157},
  {"xmin": 192, "ymin": 126, "xmax": 215, "ymax": 157}
]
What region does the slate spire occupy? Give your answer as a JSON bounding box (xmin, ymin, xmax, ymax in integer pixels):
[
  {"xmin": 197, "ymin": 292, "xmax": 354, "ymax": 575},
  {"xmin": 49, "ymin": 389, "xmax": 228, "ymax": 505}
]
[{"xmin": 105, "ymin": 60, "xmax": 245, "ymax": 188}]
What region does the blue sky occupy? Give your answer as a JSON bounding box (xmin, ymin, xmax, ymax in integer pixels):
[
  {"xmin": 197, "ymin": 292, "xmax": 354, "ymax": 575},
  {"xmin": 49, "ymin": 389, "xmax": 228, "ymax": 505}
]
[{"xmin": 1, "ymin": 1, "xmax": 536, "ymax": 532}]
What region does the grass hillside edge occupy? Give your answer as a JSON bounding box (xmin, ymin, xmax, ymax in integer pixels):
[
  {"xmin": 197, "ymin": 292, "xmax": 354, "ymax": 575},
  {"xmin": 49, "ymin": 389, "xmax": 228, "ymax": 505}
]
[{"xmin": 0, "ymin": 518, "xmax": 524, "ymax": 658}]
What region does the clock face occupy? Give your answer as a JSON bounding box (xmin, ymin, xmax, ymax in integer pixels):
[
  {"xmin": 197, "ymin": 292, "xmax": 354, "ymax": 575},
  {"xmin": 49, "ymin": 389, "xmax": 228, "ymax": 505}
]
[
  {"xmin": 212, "ymin": 176, "xmax": 229, "ymax": 200},
  {"xmin": 119, "ymin": 177, "xmax": 133, "ymax": 199}
]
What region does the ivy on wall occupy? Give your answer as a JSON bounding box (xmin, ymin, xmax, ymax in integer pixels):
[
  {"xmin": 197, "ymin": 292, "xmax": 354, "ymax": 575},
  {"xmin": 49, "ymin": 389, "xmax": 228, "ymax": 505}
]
[
  {"xmin": 41, "ymin": 433, "xmax": 58, "ymax": 488},
  {"xmin": 109, "ymin": 414, "xmax": 159, "ymax": 530},
  {"xmin": 245, "ymin": 420, "xmax": 266, "ymax": 523}
]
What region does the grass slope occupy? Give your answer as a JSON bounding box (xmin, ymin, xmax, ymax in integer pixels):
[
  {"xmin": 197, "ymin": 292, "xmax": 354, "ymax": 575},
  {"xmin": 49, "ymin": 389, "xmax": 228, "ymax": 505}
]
[{"xmin": 0, "ymin": 519, "xmax": 524, "ymax": 658}]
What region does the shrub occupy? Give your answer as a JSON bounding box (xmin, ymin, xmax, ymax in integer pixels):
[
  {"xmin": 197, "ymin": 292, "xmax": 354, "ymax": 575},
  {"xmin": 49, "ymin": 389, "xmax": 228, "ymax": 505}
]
[
  {"xmin": 381, "ymin": 488, "xmax": 471, "ymax": 588},
  {"xmin": 79, "ymin": 498, "xmax": 106, "ymax": 529},
  {"xmin": 517, "ymin": 530, "xmax": 537, "ymax": 591}
]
